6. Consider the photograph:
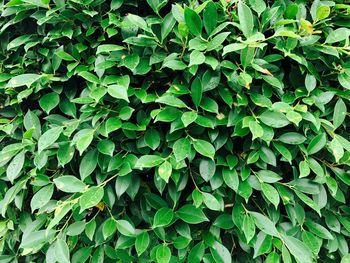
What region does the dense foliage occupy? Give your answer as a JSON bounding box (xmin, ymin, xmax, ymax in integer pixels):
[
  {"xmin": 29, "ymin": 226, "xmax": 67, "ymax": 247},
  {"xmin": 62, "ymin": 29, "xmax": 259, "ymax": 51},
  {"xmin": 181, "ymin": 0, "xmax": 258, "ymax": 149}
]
[{"xmin": 1, "ymin": 0, "xmax": 350, "ymax": 262}]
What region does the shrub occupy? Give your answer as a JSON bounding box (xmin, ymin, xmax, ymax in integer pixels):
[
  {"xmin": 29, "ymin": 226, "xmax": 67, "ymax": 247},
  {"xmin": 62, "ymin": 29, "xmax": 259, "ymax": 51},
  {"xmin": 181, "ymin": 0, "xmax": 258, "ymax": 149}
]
[{"xmin": 1, "ymin": 0, "xmax": 350, "ymax": 262}]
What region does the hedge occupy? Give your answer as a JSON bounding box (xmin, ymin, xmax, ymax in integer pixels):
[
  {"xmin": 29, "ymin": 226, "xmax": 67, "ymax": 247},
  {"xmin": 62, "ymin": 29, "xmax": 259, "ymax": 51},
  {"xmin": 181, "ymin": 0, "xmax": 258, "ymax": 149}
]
[{"xmin": 1, "ymin": 0, "xmax": 350, "ymax": 262}]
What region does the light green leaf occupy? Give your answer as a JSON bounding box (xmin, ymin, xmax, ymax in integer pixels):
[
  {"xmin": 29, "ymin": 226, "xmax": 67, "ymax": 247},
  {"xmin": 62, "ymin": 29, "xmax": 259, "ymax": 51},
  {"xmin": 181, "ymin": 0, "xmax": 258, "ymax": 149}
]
[
  {"xmin": 54, "ymin": 176, "xmax": 86, "ymax": 193},
  {"xmin": 238, "ymin": 1, "xmax": 254, "ymax": 38},
  {"xmin": 135, "ymin": 232, "xmax": 150, "ymax": 256},
  {"xmin": 7, "ymin": 74, "xmax": 42, "ymax": 88},
  {"xmin": 250, "ymin": 211, "xmax": 279, "ymax": 237},
  {"xmin": 79, "ymin": 187, "xmax": 104, "ymax": 212},
  {"xmin": 38, "ymin": 126, "xmax": 63, "ymax": 153},
  {"xmin": 193, "ymin": 139, "xmax": 215, "ymax": 159},
  {"xmin": 177, "ymin": 204, "xmax": 209, "ymax": 224},
  {"xmin": 153, "ymin": 207, "xmax": 174, "ymax": 227}
]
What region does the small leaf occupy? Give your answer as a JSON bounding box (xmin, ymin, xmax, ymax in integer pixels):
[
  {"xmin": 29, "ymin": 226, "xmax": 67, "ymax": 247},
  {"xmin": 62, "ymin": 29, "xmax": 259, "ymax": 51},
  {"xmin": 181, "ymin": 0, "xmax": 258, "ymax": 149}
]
[
  {"xmin": 116, "ymin": 220, "xmax": 136, "ymax": 237},
  {"xmin": 278, "ymin": 132, "xmax": 306, "ymax": 145},
  {"xmin": 243, "ymin": 215, "xmax": 255, "ymax": 243},
  {"xmin": 259, "ymin": 111, "xmax": 290, "ymax": 128},
  {"xmin": 181, "ymin": 111, "xmax": 197, "ymax": 127},
  {"xmin": 307, "ymin": 133, "xmax": 327, "ymax": 155},
  {"xmin": 30, "ymin": 185, "xmax": 54, "ymax": 212},
  {"xmin": 135, "ymin": 232, "xmax": 150, "ymax": 256},
  {"xmin": 203, "ymin": 2, "xmax": 217, "ymax": 35},
  {"xmin": 7, "ymin": 74, "xmax": 42, "ymax": 88},
  {"xmin": 55, "ymin": 239, "xmax": 70, "ymax": 263},
  {"xmin": 222, "ymin": 168, "xmax": 239, "ymax": 191},
  {"xmin": 177, "ymin": 204, "xmax": 209, "ymax": 224},
  {"xmin": 38, "ymin": 126, "xmax": 63, "ymax": 153},
  {"xmin": 102, "ymin": 218, "xmax": 117, "ymax": 239},
  {"xmin": 193, "ymin": 139, "xmax": 215, "ymax": 159},
  {"xmin": 249, "ymin": 121, "xmax": 264, "ymax": 140},
  {"xmin": 6, "ymin": 151, "xmax": 25, "ymax": 183},
  {"xmin": 135, "ymin": 155, "xmax": 164, "ymax": 168},
  {"xmin": 54, "ymin": 176, "xmax": 86, "ymax": 193},
  {"xmin": 158, "ymin": 161, "xmax": 172, "ymax": 183},
  {"xmin": 261, "ymin": 183, "xmax": 280, "ymax": 209},
  {"xmin": 191, "ymin": 77, "xmax": 202, "ymax": 107},
  {"xmin": 184, "ymin": 8, "xmax": 202, "ymax": 36},
  {"xmin": 250, "ymin": 212, "xmax": 279, "ymax": 237},
  {"xmin": 153, "ymin": 207, "xmax": 174, "ymax": 227},
  {"xmin": 39, "ymin": 92, "xmax": 59, "ymax": 114},
  {"xmin": 333, "ymin": 98, "xmax": 346, "ymax": 130},
  {"xmin": 238, "ymin": 1, "xmax": 254, "ymax": 38},
  {"xmin": 108, "ymin": 84, "xmax": 129, "ymax": 102},
  {"xmin": 156, "ymin": 245, "xmax": 171, "ymax": 263},
  {"xmin": 173, "ymin": 138, "xmax": 191, "ymax": 162},
  {"xmin": 282, "ymin": 234, "xmax": 313, "ymax": 263},
  {"xmin": 79, "ymin": 187, "xmax": 104, "ymax": 212}
]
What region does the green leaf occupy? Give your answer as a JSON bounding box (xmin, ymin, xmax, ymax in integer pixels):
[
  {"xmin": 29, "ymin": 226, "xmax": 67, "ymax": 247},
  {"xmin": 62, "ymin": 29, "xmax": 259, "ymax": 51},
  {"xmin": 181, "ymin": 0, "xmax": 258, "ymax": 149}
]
[
  {"xmin": 193, "ymin": 139, "xmax": 215, "ymax": 159},
  {"xmin": 278, "ymin": 132, "xmax": 306, "ymax": 145},
  {"xmin": 161, "ymin": 12, "xmax": 176, "ymax": 41},
  {"xmin": 189, "ymin": 50, "xmax": 205, "ymax": 67},
  {"xmin": 316, "ymin": 5, "xmax": 330, "ymax": 21},
  {"xmin": 259, "ymin": 111, "xmax": 290, "ymax": 128},
  {"xmin": 333, "ymin": 98, "xmax": 346, "ymax": 130},
  {"xmin": 223, "ymin": 168, "xmax": 239, "ymax": 191},
  {"xmin": 30, "ymin": 184, "xmax": 54, "ymax": 212},
  {"xmin": 156, "ymin": 95, "xmax": 187, "ymax": 108},
  {"xmin": 6, "ymin": 150, "xmax": 25, "ymax": 183},
  {"xmin": 191, "ymin": 77, "xmax": 202, "ymax": 107},
  {"xmin": 250, "ymin": 211, "xmax": 279, "ymax": 237},
  {"xmin": 249, "ymin": 121, "xmax": 264, "ymax": 140},
  {"xmin": 39, "ymin": 92, "xmax": 59, "ymax": 114},
  {"xmin": 305, "ymin": 73, "xmax": 317, "ymax": 93},
  {"xmin": 305, "ymin": 221, "xmax": 334, "ymax": 240},
  {"xmin": 135, "ymin": 155, "xmax": 164, "ymax": 168},
  {"xmin": 55, "ymin": 239, "xmax": 70, "ymax": 263},
  {"xmin": 156, "ymin": 245, "xmax": 171, "ymax": 263},
  {"xmin": 54, "ymin": 176, "xmax": 86, "ymax": 193},
  {"xmin": 243, "ymin": 215, "xmax": 255, "ymax": 243},
  {"xmin": 96, "ymin": 44, "xmax": 124, "ymax": 54},
  {"xmin": 177, "ymin": 204, "xmax": 209, "ymax": 224},
  {"xmin": 135, "ymin": 232, "xmax": 150, "ymax": 256},
  {"xmin": 238, "ymin": 1, "xmax": 254, "ymax": 38},
  {"xmin": 188, "ymin": 242, "xmax": 205, "ymax": 263},
  {"xmin": 294, "ymin": 190, "xmax": 321, "ymax": 216},
  {"xmin": 282, "ymin": 234, "xmax": 313, "ymax": 263},
  {"xmin": 153, "ymin": 207, "xmax": 174, "ymax": 227},
  {"xmin": 256, "ymin": 170, "xmax": 282, "ymax": 183},
  {"xmin": 261, "ymin": 183, "xmax": 280, "ymax": 209},
  {"xmin": 79, "ymin": 187, "xmax": 104, "ymax": 212},
  {"xmin": 181, "ymin": 111, "xmax": 197, "ymax": 127},
  {"xmin": 79, "ymin": 150, "xmax": 98, "ymax": 181},
  {"xmin": 307, "ymin": 133, "xmax": 327, "ymax": 155},
  {"xmin": 6, "ymin": 74, "xmax": 42, "ymax": 88},
  {"xmin": 325, "ymin": 28, "xmax": 350, "ymax": 44},
  {"xmin": 184, "ymin": 8, "xmax": 202, "ymax": 36},
  {"xmin": 108, "ymin": 84, "xmax": 129, "ymax": 102},
  {"xmin": 97, "ymin": 140, "xmax": 115, "ymax": 156},
  {"xmin": 202, "ymin": 192, "xmax": 222, "ymax": 211},
  {"xmin": 116, "ymin": 220, "xmax": 136, "ymax": 237},
  {"xmin": 158, "ymin": 161, "xmax": 172, "ymax": 183},
  {"xmin": 173, "ymin": 137, "xmax": 191, "ymax": 162},
  {"xmin": 203, "ymin": 2, "xmax": 217, "ymax": 35},
  {"xmin": 329, "ymin": 138, "xmax": 344, "ymax": 162},
  {"xmin": 210, "ymin": 241, "xmax": 232, "ymax": 263},
  {"xmin": 102, "ymin": 218, "xmax": 117, "ymax": 239},
  {"xmin": 144, "ymin": 129, "xmax": 161, "ymax": 150},
  {"xmin": 223, "ymin": 43, "xmax": 247, "ymax": 56},
  {"xmin": 38, "ymin": 126, "xmax": 63, "ymax": 153}
]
